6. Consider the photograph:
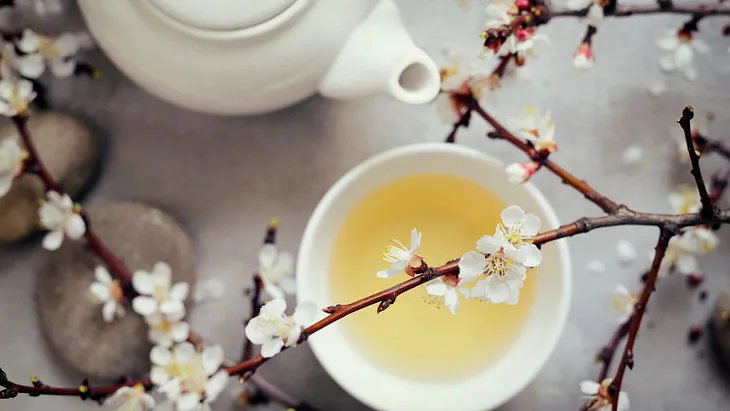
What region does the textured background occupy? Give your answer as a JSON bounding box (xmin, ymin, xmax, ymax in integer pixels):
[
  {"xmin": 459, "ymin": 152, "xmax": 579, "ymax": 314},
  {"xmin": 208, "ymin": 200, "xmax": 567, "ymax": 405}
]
[{"xmin": 1, "ymin": 0, "xmax": 730, "ymax": 410}]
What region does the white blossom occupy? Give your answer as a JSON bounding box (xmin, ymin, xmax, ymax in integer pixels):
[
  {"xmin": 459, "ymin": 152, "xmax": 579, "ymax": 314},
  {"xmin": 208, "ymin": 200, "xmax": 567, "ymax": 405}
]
[
  {"xmin": 457, "ymin": 205, "xmax": 541, "ymax": 304},
  {"xmin": 105, "ymin": 383, "xmax": 155, "ymax": 411},
  {"xmin": 573, "ymin": 42, "xmax": 595, "ymax": 70},
  {"xmin": 580, "ymin": 379, "xmax": 630, "ymax": 411},
  {"xmin": 661, "ymin": 226, "xmax": 718, "ymax": 275},
  {"xmin": 151, "ymin": 343, "xmax": 229, "ymax": 411},
  {"xmin": 257, "ymin": 244, "xmax": 296, "ymax": 299},
  {"xmin": 88, "ymin": 266, "xmax": 126, "ymax": 323},
  {"xmin": 668, "ymin": 185, "xmax": 700, "ymax": 214},
  {"xmin": 145, "ymin": 312, "xmax": 189, "ymax": 347},
  {"xmin": 425, "ymin": 274, "xmax": 468, "ymax": 314},
  {"xmin": 609, "ymin": 284, "xmax": 636, "ymax": 324},
  {"xmin": 376, "ymin": 227, "xmax": 423, "ymax": 279},
  {"xmin": 615, "ymin": 240, "xmax": 636, "ymax": 264},
  {"xmin": 38, "ymin": 190, "xmax": 86, "ymax": 250},
  {"xmin": 244, "ymin": 299, "xmax": 317, "ymax": 358},
  {"xmin": 508, "ymin": 105, "xmax": 557, "ymax": 153},
  {"xmin": 481, "ymin": 2, "xmax": 549, "ymax": 58},
  {"xmin": 0, "ymin": 78, "xmax": 36, "ymax": 117},
  {"xmin": 13, "ymin": 29, "xmax": 92, "ymax": 78},
  {"xmin": 0, "ymin": 137, "xmax": 27, "ymax": 197},
  {"xmin": 657, "ymin": 28, "xmax": 709, "ymax": 81},
  {"xmin": 566, "ymin": 0, "xmax": 605, "ymax": 26},
  {"xmin": 436, "ymin": 50, "xmax": 490, "ymax": 124},
  {"xmin": 506, "ymin": 161, "xmax": 540, "ymax": 184},
  {"xmin": 132, "ymin": 262, "xmax": 189, "ymax": 317}
]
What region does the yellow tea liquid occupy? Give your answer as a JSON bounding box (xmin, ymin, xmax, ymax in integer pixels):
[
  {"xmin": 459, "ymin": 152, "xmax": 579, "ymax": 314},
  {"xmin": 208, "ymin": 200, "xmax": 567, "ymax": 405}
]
[{"xmin": 329, "ymin": 173, "xmax": 535, "ymax": 381}]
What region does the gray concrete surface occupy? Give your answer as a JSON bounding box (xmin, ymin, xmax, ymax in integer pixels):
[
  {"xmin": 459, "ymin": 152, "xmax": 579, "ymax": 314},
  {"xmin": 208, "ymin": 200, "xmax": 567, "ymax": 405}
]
[{"xmin": 1, "ymin": 0, "xmax": 730, "ymax": 410}]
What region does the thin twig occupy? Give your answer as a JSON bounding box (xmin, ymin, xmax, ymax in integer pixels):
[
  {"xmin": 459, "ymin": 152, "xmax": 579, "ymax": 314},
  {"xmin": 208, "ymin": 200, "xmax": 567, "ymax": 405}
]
[
  {"xmin": 595, "ymin": 316, "xmax": 633, "ymax": 382},
  {"xmin": 548, "ymin": 2, "xmax": 730, "ymax": 18},
  {"xmin": 609, "ymin": 231, "xmax": 673, "ymax": 411},
  {"xmin": 678, "ymin": 106, "xmax": 714, "ymax": 218},
  {"xmin": 470, "ymin": 99, "xmax": 620, "ymax": 214}
]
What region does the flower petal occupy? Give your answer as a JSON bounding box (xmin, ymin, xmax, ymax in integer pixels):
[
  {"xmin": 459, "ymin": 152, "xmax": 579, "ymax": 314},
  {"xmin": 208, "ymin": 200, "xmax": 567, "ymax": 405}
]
[
  {"xmin": 580, "ymin": 380, "xmax": 600, "ymax": 395},
  {"xmin": 377, "ymin": 260, "xmax": 408, "ymax": 278},
  {"xmin": 245, "ymin": 318, "xmax": 269, "ymax": 345},
  {"xmin": 505, "ymin": 285, "xmax": 520, "ymax": 305},
  {"xmin": 168, "ymin": 282, "xmax": 189, "ymax": 301},
  {"xmin": 102, "ymin": 301, "xmax": 117, "ymax": 322},
  {"xmin": 176, "ymin": 393, "xmax": 201, "ymax": 411},
  {"xmin": 425, "ymin": 281, "xmax": 449, "ymax": 297},
  {"xmin": 65, "ymin": 214, "xmax": 86, "ymax": 239},
  {"xmin": 205, "ymin": 370, "xmax": 229, "ymax": 402},
  {"xmin": 171, "ymin": 321, "xmax": 190, "ymax": 343},
  {"xmin": 293, "ymin": 301, "xmax": 317, "ymax": 326},
  {"xmin": 49, "ymin": 59, "xmax": 76, "ymax": 77},
  {"xmin": 16, "ymin": 54, "xmax": 46, "ymax": 79},
  {"xmin": 159, "ymin": 379, "xmax": 181, "ymax": 399},
  {"xmin": 261, "ymin": 338, "xmax": 285, "ymax": 358},
  {"xmin": 151, "ymin": 345, "xmax": 172, "ymax": 366},
  {"xmin": 675, "ymin": 253, "xmax": 698, "ymax": 274},
  {"xmin": 487, "ymin": 282, "xmax": 510, "ymax": 303},
  {"xmin": 263, "ymin": 282, "xmax": 285, "ymax": 300},
  {"xmin": 260, "ymin": 298, "xmax": 287, "ymax": 317},
  {"xmin": 476, "ymin": 235, "xmax": 501, "ymax": 254},
  {"xmin": 94, "ymin": 265, "xmax": 113, "ymax": 284},
  {"xmin": 520, "ymin": 244, "xmax": 542, "ymax": 267},
  {"xmin": 17, "ymin": 29, "xmax": 40, "ymax": 53},
  {"xmin": 674, "ymin": 45, "xmax": 694, "ymax": 71},
  {"xmin": 277, "ymin": 276, "xmax": 297, "ymax": 295},
  {"xmin": 173, "ymin": 342, "xmax": 195, "ymax": 363},
  {"xmin": 409, "ymin": 227, "xmax": 422, "ymax": 253},
  {"xmin": 150, "ymin": 366, "xmax": 169, "ymax": 387},
  {"xmin": 443, "ymin": 289, "xmax": 460, "ymax": 314},
  {"xmin": 202, "ymin": 345, "xmax": 225, "ymax": 375},
  {"xmin": 42, "ymin": 230, "xmax": 64, "ymax": 250},
  {"xmin": 132, "ymin": 296, "xmax": 158, "ymax": 316},
  {"xmin": 88, "ymin": 282, "xmax": 110, "ymax": 302},
  {"xmin": 54, "ymin": 33, "xmax": 81, "ymax": 57},
  {"xmin": 159, "ymin": 300, "xmax": 185, "ymax": 317},
  {"xmin": 152, "ymin": 262, "xmax": 172, "ymax": 286},
  {"xmin": 520, "ymin": 214, "xmax": 540, "ymax": 237},
  {"xmin": 132, "ymin": 271, "xmax": 155, "ymax": 295},
  {"xmin": 587, "ymin": 3, "xmax": 604, "ymax": 26},
  {"xmin": 501, "ymin": 205, "xmax": 525, "ymax": 226},
  {"xmin": 658, "ymin": 54, "xmax": 676, "ymax": 72},
  {"xmin": 656, "ymin": 33, "xmax": 679, "ymax": 51},
  {"xmin": 258, "ymin": 243, "xmax": 278, "ymax": 270},
  {"xmin": 458, "ymin": 251, "xmax": 486, "ymax": 280}
]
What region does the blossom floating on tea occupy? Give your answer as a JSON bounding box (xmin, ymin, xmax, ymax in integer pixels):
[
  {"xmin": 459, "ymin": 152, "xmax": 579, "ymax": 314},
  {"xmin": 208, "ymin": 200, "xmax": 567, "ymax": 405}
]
[
  {"xmin": 151, "ymin": 342, "xmax": 228, "ymax": 411},
  {"xmin": 105, "ymin": 383, "xmax": 155, "ymax": 411},
  {"xmin": 376, "ymin": 227, "xmax": 423, "ymax": 279},
  {"xmin": 245, "ymin": 298, "xmax": 317, "ymax": 358},
  {"xmin": 258, "ymin": 243, "xmax": 297, "ymax": 299},
  {"xmin": 608, "ymin": 284, "xmax": 637, "ymax": 324},
  {"xmin": 38, "ymin": 190, "xmax": 86, "ymax": 250},
  {"xmin": 87, "ymin": 265, "xmax": 126, "ymax": 323},
  {"xmin": 0, "ymin": 137, "xmax": 27, "ymax": 197},
  {"xmin": 132, "ymin": 262, "xmax": 189, "ymax": 318},
  {"xmin": 580, "ymin": 378, "xmax": 630, "ymax": 411}
]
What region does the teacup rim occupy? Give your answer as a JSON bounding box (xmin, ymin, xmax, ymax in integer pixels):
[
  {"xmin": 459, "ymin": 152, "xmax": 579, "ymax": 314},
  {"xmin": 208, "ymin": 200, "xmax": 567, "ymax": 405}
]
[{"xmin": 297, "ymin": 142, "xmax": 572, "ymax": 411}]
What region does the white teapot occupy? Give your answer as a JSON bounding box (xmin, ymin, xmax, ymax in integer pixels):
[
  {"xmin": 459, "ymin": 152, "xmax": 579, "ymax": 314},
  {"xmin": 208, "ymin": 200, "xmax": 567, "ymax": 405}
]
[{"xmin": 77, "ymin": 0, "xmax": 441, "ymax": 115}]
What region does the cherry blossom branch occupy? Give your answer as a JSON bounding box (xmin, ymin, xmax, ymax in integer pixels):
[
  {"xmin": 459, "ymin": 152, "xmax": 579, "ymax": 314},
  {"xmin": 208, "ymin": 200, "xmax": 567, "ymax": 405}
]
[
  {"xmin": 609, "ymin": 231, "xmax": 673, "ymax": 411},
  {"xmin": 596, "ymin": 316, "xmax": 633, "ymax": 382},
  {"xmin": 547, "ymin": 2, "xmax": 730, "ymax": 19},
  {"xmin": 678, "ymin": 107, "xmax": 714, "ymax": 218},
  {"xmin": 469, "ymin": 99, "xmax": 621, "ymax": 214},
  {"xmin": 12, "ymin": 116, "xmax": 134, "ymax": 285}
]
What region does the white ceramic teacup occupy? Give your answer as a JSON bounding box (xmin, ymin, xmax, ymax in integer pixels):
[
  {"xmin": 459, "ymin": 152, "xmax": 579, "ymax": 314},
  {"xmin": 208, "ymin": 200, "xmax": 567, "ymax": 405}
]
[{"xmin": 297, "ymin": 143, "xmax": 571, "ymax": 411}]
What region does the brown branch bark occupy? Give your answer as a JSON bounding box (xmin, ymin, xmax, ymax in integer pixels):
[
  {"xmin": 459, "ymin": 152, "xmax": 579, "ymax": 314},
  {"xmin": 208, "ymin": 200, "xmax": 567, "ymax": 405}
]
[
  {"xmin": 678, "ymin": 106, "xmax": 714, "ymax": 218},
  {"xmin": 12, "ymin": 116, "xmax": 135, "ymax": 284},
  {"xmin": 596, "ymin": 316, "xmax": 633, "ymax": 382},
  {"xmin": 609, "ymin": 231, "xmax": 673, "ymax": 411}
]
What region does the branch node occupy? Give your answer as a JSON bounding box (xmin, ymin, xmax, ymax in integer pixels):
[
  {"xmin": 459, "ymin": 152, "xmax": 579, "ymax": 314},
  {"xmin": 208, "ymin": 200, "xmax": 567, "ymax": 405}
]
[
  {"xmin": 322, "ymin": 305, "xmax": 342, "ymax": 314},
  {"xmin": 377, "ymin": 297, "xmax": 396, "ymax": 313}
]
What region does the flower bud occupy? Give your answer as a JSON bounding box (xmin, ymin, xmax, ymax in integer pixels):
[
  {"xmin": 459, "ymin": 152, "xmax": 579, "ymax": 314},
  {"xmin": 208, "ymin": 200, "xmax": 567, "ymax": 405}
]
[
  {"xmin": 506, "ymin": 162, "xmax": 540, "ymax": 184},
  {"xmin": 573, "ymin": 42, "xmax": 594, "ymax": 70}
]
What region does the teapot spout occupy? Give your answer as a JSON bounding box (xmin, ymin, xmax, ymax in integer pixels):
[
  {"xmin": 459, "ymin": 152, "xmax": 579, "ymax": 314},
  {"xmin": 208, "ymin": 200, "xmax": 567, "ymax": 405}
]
[{"xmin": 318, "ymin": 0, "xmax": 440, "ymax": 105}]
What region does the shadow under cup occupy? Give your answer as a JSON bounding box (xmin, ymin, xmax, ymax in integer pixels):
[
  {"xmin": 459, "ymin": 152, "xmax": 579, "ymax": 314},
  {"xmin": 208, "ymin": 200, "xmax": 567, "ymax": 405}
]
[{"xmin": 297, "ymin": 143, "xmax": 571, "ymax": 411}]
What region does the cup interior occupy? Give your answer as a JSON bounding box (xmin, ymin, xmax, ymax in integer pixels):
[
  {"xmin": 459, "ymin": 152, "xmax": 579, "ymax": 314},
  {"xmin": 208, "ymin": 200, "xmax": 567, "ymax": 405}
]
[{"xmin": 297, "ymin": 143, "xmax": 571, "ymax": 411}]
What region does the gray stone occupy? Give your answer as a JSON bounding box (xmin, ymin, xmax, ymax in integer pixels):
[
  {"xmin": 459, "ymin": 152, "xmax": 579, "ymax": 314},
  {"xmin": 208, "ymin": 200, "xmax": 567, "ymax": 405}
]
[
  {"xmin": 710, "ymin": 284, "xmax": 730, "ymax": 371},
  {"xmin": 35, "ymin": 202, "xmax": 196, "ymax": 380},
  {"xmin": 0, "ymin": 112, "xmax": 99, "ymax": 243}
]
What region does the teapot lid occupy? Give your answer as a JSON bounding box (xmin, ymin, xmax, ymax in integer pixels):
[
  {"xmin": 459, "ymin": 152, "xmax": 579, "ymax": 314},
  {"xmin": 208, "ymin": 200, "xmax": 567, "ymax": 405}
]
[{"xmin": 148, "ymin": 0, "xmax": 299, "ymax": 31}]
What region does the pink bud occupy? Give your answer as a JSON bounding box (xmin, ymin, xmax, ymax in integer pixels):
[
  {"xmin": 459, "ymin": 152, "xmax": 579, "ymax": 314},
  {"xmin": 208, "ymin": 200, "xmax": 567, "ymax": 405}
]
[
  {"xmin": 515, "ymin": 0, "xmax": 530, "ymax": 9},
  {"xmin": 506, "ymin": 162, "xmax": 540, "ymax": 184}
]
